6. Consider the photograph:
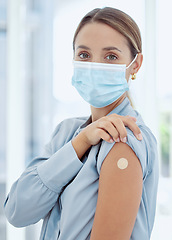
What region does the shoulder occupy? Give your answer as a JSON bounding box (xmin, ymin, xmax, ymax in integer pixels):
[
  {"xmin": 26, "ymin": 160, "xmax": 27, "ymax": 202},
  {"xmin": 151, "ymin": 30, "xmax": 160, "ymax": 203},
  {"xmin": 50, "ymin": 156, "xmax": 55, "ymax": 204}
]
[
  {"xmin": 100, "ymin": 141, "xmax": 142, "ymax": 178},
  {"xmin": 127, "ymin": 122, "xmax": 157, "ymax": 177},
  {"xmin": 97, "ymin": 121, "xmax": 158, "ymax": 179}
]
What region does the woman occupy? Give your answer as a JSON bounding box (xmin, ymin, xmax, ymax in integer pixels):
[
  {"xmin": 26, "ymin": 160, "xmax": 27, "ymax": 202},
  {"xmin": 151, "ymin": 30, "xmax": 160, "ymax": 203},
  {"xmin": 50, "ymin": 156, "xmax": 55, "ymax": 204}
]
[{"xmin": 4, "ymin": 7, "xmax": 159, "ymax": 240}]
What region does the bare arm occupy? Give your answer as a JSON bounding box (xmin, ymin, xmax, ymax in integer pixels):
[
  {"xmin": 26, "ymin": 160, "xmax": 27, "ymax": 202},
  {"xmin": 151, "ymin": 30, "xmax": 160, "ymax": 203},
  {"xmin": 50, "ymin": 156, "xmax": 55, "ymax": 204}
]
[{"xmin": 90, "ymin": 142, "xmax": 143, "ymax": 240}]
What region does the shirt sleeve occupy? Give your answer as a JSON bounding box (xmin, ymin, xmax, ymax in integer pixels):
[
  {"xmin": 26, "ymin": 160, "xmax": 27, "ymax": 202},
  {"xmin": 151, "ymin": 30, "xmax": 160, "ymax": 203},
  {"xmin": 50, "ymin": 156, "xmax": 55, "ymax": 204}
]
[
  {"xmin": 96, "ymin": 127, "xmax": 152, "ymax": 180},
  {"xmin": 4, "ymin": 126, "xmax": 83, "ymax": 227}
]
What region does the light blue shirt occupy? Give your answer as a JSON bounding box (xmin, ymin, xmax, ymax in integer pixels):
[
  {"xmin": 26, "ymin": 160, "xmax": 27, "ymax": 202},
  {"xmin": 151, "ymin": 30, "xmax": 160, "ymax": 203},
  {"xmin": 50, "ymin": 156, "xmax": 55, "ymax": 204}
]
[{"xmin": 4, "ymin": 97, "xmax": 159, "ymax": 240}]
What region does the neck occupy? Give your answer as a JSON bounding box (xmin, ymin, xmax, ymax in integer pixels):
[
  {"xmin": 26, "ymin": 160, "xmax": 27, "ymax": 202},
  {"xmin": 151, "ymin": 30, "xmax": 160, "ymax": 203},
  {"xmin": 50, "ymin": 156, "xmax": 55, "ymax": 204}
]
[{"xmin": 91, "ymin": 94, "xmax": 126, "ymax": 122}]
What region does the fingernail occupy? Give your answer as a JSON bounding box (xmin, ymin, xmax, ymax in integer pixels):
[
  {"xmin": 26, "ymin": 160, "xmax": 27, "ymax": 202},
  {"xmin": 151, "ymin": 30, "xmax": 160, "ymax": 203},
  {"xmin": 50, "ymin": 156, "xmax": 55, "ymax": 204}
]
[
  {"xmin": 121, "ymin": 137, "xmax": 127, "ymax": 143},
  {"xmin": 115, "ymin": 137, "xmax": 120, "ymax": 142},
  {"xmin": 137, "ymin": 133, "xmax": 143, "ymax": 140},
  {"xmin": 110, "ymin": 139, "xmax": 114, "ymax": 143}
]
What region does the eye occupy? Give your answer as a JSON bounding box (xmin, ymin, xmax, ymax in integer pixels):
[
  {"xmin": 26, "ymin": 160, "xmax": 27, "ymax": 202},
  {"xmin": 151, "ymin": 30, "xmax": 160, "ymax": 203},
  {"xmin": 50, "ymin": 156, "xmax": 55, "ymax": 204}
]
[
  {"xmin": 78, "ymin": 52, "xmax": 90, "ymax": 59},
  {"xmin": 106, "ymin": 54, "xmax": 117, "ymax": 61}
]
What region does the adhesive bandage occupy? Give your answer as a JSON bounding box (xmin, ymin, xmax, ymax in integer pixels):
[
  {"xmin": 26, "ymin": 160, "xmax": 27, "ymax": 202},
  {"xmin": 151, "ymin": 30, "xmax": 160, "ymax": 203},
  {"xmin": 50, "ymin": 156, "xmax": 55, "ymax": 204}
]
[{"xmin": 117, "ymin": 158, "xmax": 128, "ymax": 170}]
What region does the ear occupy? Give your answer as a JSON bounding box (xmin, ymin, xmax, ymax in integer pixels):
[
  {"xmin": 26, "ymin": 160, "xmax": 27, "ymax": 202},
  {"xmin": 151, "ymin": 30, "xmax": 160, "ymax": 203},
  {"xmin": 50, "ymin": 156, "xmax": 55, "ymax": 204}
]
[{"xmin": 131, "ymin": 53, "xmax": 143, "ymax": 74}]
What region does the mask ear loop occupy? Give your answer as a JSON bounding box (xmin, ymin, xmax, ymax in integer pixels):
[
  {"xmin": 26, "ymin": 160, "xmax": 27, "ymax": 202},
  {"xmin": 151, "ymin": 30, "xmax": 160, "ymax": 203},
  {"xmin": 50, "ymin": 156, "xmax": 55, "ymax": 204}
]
[
  {"xmin": 126, "ymin": 54, "xmax": 138, "ymax": 69},
  {"xmin": 126, "ymin": 54, "xmax": 138, "ymax": 87}
]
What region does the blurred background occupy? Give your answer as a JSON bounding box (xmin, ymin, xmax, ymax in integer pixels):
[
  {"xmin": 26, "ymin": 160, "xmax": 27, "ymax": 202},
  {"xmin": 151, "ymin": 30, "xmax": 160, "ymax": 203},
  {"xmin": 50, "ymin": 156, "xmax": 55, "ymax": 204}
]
[{"xmin": 0, "ymin": 0, "xmax": 172, "ymax": 239}]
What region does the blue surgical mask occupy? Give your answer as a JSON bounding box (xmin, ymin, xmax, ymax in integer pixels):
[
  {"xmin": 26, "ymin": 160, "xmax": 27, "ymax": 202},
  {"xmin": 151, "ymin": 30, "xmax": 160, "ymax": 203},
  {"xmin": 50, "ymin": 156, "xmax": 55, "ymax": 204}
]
[{"xmin": 72, "ymin": 55, "xmax": 137, "ymax": 108}]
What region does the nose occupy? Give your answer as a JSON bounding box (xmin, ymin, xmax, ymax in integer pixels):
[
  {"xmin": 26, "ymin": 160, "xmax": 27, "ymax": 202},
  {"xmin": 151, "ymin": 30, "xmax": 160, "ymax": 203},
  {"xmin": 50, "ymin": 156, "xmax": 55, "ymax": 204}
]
[{"xmin": 92, "ymin": 57, "xmax": 103, "ymax": 63}]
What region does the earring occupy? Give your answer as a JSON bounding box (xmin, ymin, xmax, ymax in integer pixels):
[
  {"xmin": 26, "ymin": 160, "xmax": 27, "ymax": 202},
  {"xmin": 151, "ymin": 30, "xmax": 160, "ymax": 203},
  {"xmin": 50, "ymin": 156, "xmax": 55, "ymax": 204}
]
[{"xmin": 131, "ymin": 73, "xmax": 136, "ymax": 80}]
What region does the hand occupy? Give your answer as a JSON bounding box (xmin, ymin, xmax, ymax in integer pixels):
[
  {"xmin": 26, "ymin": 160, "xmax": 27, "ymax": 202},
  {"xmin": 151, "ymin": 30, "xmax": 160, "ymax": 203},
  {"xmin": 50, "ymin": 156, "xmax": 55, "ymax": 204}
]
[{"xmin": 81, "ymin": 114, "xmax": 142, "ymax": 146}]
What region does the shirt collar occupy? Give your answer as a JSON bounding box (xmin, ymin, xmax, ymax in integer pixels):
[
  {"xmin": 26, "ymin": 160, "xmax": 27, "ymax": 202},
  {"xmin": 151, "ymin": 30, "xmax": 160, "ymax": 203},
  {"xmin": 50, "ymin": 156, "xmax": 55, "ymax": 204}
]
[
  {"xmin": 106, "ymin": 97, "xmax": 131, "ymax": 116},
  {"xmin": 79, "ymin": 97, "xmax": 131, "ymax": 131}
]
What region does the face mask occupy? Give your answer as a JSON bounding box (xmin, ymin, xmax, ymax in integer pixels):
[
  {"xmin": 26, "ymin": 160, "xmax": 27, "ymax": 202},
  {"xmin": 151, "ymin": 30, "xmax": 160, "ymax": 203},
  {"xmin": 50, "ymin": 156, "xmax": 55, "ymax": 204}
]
[{"xmin": 72, "ymin": 55, "xmax": 137, "ymax": 108}]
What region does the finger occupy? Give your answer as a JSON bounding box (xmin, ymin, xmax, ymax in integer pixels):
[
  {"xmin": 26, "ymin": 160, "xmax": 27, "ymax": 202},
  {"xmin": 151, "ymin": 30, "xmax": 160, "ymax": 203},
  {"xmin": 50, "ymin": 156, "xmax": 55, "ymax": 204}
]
[
  {"xmin": 110, "ymin": 114, "xmax": 136, "ymax": 122},
  {"xmin": 97, "ymin": 120, "xmax": 120, "ymax": 142},
  {"xmin": 122, "ymin": 117, "xmax": 143, "ymax": 140},
  {"xmin": 110, "ymin": 118, "xmax": 128, "ymax": 143},
  {"xmin": 101, "ymin": 117, "xmax": 128, "ymax": 143},
  {"xmin": 96, "ymin": 128, "xmax": 114, "ymax": 143},
  {"xmin": 127, "ymin": 115, "xmax": 137, "ymax": 122}
]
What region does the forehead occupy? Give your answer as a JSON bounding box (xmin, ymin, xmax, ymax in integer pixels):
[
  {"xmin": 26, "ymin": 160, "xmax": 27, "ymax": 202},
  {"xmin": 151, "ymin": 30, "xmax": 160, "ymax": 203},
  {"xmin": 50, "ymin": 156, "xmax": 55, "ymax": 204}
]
[{"xmin": 75, "ymin": 22, "xmax": 129, "ymax": 51}]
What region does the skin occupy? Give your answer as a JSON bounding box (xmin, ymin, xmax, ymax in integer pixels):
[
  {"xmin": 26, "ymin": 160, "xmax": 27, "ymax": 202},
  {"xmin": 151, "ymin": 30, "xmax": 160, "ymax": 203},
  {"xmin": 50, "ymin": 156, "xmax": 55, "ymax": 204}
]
[
  {"xmin": 72, "ymin": 22, "xmax": 143, "ymax": 158},
  {"xmin": 71, "ymin": 22, "xmax": 143, "ymax": 239},
  {"xmin": 74, "ymin": 22, "xmax": 143, "ymax": 122}
]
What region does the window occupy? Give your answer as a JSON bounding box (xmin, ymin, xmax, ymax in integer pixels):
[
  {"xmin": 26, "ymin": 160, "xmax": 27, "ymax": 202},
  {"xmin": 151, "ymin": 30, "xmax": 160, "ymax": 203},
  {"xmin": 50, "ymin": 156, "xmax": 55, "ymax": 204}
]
[{"xmin": 0, "ymin": 0, "xmax": 7, "ymax": 239}]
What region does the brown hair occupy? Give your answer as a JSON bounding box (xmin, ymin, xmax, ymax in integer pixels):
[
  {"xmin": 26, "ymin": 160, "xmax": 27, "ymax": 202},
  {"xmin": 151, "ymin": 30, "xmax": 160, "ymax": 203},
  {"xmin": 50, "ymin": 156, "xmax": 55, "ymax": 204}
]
[{"xmin": 73, "ymin": 7, "xmax": 142, "ymax": 58}]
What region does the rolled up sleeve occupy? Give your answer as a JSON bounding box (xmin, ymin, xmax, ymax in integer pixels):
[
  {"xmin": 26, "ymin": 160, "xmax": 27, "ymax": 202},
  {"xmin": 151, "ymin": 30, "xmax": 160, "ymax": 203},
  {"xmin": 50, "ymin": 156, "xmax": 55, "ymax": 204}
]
[{"xmin": 37, "ymin": 141, "xmax": 83, "ymax": 193}]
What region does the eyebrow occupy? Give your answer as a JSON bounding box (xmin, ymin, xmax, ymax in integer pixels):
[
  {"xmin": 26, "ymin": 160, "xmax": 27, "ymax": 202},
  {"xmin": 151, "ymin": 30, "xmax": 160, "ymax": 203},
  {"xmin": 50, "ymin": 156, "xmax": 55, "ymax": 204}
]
[
  {"xmin": 76, "ymin": 45, "xmax": 122, "ymax": 52},
  {"xmin": 102, "ymin": 46, "xmax": 122, "ymax": 52},
  {"xmin": 76, "ymin": 45, "xmax": 90, "ymax": 50}
]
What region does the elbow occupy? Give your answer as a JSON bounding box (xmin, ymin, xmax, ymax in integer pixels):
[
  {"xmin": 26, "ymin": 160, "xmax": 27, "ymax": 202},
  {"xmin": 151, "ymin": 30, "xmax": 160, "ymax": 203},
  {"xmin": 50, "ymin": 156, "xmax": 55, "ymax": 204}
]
[
  {"xmin": 5, "ymin": 215, "xmax": 24, "ymax": 228},
  {"xmin": 4, "ymin": 196, "xmax": 26, "ymax": 228}
]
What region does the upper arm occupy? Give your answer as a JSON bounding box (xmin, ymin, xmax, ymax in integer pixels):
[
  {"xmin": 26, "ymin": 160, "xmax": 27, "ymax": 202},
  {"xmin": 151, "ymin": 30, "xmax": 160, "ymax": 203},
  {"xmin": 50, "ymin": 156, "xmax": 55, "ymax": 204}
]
[{"xmin": 90, "ymin": 142, "xmax": 143, "ymax": 240}]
